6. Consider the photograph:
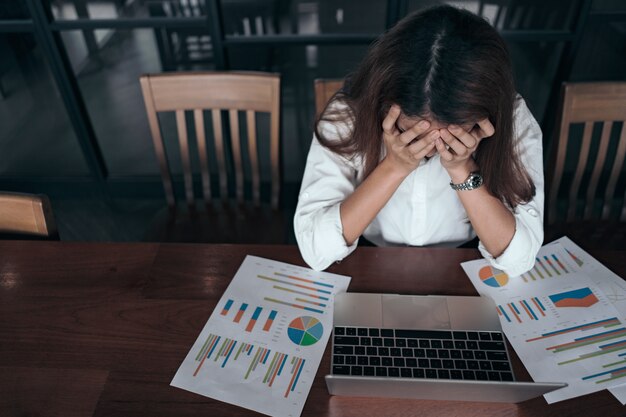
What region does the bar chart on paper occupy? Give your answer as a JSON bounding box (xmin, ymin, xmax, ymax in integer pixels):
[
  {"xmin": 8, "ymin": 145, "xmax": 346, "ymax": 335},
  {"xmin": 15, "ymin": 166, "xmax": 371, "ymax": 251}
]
[
  {"xmin": 524, "ymin": 317, "xmax": 626, "ymax": 384},
  {"xmin": 171, "ymin": 255, "xmax": 351, "ymax": 417},
  {"xmin": 219, "ymin": 298, "xmax": 280, "ymax": 334},
  {"xmin": 498, "ymin": 297, "xmax": 547, "ymax": 323},
  {"xmin": 192, "ymin": 333, "xmax": 307, "ymax": 397},
  {"xmin": 520, "ymin": 253, "xmax": 574, "ymax": 283},
  {"xmin": 499, "ymin": 287, "xmax": 609, "ymax": 325},
  {"xmin": 257, "ymin": 271, "xmax": 333, "ymax": 315}
]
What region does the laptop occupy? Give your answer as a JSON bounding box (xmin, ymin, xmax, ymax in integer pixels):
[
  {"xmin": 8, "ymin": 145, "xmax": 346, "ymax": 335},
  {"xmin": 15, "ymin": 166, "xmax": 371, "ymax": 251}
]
[{"xmin": 325, "ymin": 292, "xmax": 567, "ymax": 403}]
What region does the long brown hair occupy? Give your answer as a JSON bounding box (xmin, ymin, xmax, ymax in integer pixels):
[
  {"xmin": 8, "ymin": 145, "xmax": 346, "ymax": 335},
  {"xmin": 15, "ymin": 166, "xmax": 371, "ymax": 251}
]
[{"xmin": 315, "ymin": 5, "xmax": 535, "ymax": 208}]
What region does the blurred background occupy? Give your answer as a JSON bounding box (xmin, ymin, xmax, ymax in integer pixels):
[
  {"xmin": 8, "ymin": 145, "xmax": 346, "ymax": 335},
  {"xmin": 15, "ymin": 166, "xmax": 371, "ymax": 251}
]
[{"xmin": 0, "ymin": 0, "xmax": 624, "ymax": 243}]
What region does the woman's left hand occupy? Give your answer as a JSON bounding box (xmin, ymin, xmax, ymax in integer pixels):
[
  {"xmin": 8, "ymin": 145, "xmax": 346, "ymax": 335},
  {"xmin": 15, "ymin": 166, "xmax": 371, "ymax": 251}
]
[{"xmin": 435, "ymin": 118, "xmax": 495, "ymax": 183}]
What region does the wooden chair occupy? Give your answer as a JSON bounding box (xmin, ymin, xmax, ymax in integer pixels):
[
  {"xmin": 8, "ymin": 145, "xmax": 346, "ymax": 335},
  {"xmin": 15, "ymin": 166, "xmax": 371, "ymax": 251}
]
[
  {"xmin": 0, "ymin": 192, "xmax": 58, "ymax": 240},
  {"xmin": 544, "ymin": 82, "xmax": 626, "ymax": 250},
  {"xmin": 314, "ymin": 78, "xmax": 344, "ymax": 118},
  {"xmin": 140, "ymin": 71, "xmax": 285, "ymax": 243}
]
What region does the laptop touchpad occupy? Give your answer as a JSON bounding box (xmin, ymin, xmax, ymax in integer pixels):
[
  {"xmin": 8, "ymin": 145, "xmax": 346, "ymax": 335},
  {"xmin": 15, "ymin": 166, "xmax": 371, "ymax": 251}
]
[{"xmin": 381, "ymin": 295, "xmax": 451, "ymax": 329}]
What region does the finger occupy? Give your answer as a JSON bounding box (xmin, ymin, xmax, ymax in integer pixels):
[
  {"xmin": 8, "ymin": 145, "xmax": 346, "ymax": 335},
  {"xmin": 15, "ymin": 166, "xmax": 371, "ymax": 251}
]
[
  {"xmin": 448, "ymin": 125, "xmax": 477, "ymax": 149},
  {"xmin": 439, "ymin": 128, "xmax": 468, "ymax": 156},
  {"xmin": 409, "ymin": 136, "xmax": 437, "ymax": 160},
  {"xmin": 398, "ymin": 120, "xmax": 431, "ymax": 145},
  {"xmin": 382, "ymin": 105, "xmax": 402, "ymax": 134},
  {"xmin": 435, "ymin": 137, "xmax": 454, "ymax": 162},
  {"xmin": 473, "ymin": 118, "xmax": 495, "ymax": 139},
  {"xmin": 406, "ymin": 130, "xmax": 438, "ymax": 154}
]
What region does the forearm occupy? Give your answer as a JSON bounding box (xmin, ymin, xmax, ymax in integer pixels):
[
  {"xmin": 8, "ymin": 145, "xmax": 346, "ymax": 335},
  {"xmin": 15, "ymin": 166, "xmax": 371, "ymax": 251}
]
[
  {"xmin": 340, "ymin": 157, "xmax": 408, "ymax": 245},
  {"xmin": 449, "ymin": 165, "xmax": 515, "ymax": 257},
  {"xmin": 457, "ymin": 187, "xmax": 516, "ymax": 257}
]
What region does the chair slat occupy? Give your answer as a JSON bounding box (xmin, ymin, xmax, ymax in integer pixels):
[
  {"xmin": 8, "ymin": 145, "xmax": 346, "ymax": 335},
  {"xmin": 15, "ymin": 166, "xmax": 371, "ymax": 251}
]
[
  {"xmin": 229, "ymin": 109, "xmax": 244, "ymax": 203},
  {"xmin": 584, "ymin": 122, "xmax": 612, "ymax": 220},
  {"xmin": 194, "ymin": 109, "xmax": 211, "ymax": 203},
  {"xmin": 270, "ymin": 94, "xmax": 280, "ymax": 209},
  {"xmin": 140, "ymin": 76, "xmax": 175, "ymax": 207},
  {"xmin": 175, "ymin": 110, "xmax": 194, "ymax": 206},
  {"xmin": 212, "ymin": 109, "xmax": 228, "ymax": 201},
  {"xmin": 604, "ymin": 124, "xmax": 626, "ymax": 219},
  {"xmin": 567, "ymin": 121, "xmax": 593, "ymax": 222},
  {"xmin": 246, "ymin": 110, "xmax": 260, "ymax": 206}
]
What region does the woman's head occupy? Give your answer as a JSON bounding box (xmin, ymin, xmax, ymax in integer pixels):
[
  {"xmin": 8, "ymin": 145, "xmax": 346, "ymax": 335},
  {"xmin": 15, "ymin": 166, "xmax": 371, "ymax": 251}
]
[
  {"xmin": 316, "ymin": 5, "xmax": 534, "ymax": 207},
  {"xmin": 369, "ymin": 5, "xmax": 514, "ymax": 128}
]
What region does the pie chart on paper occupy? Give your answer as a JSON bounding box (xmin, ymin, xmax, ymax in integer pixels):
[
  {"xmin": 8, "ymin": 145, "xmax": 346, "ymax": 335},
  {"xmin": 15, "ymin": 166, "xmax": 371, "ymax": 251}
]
[
  {"xmin": 479, "ymin": 266, "xmax": 509, "ymax": 287},
  {"xmin": 287, "ymin": 316, "xmax": 324, "ymax": 346}
]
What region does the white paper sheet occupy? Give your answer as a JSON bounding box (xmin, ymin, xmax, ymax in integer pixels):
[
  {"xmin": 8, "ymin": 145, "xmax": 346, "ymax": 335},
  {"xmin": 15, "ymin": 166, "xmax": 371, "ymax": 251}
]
[
  {"xmin": 462, "ymin": 243, "xmax": 626, "ymax": 403},
  {"xmin": 548, "ymin": 237, "xmax": 626, "ymax": 404},
  {"xmin": 171, "ymin": 255, "xmax": 351, "ymax": 416}
]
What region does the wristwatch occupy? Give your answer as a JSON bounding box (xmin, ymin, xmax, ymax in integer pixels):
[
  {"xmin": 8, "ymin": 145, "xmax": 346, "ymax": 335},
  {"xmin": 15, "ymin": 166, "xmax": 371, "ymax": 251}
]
[{"xmin": 450, "ymin": 171, "xmax": 483, "ymax": 191}]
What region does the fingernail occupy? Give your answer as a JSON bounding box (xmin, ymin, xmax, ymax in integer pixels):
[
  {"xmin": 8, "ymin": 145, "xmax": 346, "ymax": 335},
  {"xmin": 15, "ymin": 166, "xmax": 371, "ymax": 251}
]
[
  {"xmin": 419, "ymin": 121, "xmax": 429, "ymax": 128},
  {"xmin": 436, "ymin": 138, "xmax": 442, "ymax": 145},
  {"xmin": 449, "ymin": 125, "xmax": 460, "ymax": 131}
]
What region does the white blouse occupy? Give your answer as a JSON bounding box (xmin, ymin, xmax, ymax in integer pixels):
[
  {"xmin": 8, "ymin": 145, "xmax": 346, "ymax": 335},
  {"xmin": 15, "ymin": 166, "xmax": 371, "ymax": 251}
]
[{"xmin": 294, "ymin": 96, "xmax": 544, "ymax": 275}]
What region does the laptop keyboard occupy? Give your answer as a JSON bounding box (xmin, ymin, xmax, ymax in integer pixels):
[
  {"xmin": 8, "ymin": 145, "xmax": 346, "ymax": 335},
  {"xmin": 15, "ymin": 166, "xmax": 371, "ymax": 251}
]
[{"xmin": 331, "ymin": 327, "xmax": 514, "ymax": 381}]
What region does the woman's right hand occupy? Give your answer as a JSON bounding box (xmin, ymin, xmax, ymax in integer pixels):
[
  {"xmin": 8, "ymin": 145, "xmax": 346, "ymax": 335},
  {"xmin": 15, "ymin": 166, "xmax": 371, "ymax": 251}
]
[{"xmin": 382, "ymin": 105, "xmax": 439, "ymax": 176}]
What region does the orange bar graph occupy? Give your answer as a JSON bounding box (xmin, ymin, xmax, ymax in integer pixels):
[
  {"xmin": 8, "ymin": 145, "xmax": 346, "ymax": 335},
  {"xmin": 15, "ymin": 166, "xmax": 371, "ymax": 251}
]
[
  {"xmin": 263, "ymin": 310, "xmax": 277, "ymax": 332},
  {"xmin": 234, "ymin": 303, "xmax": 248, "ymax": 323},
  {"xmin": 245, "ymin": 307, "xmax": 263, "ymax": 332}
]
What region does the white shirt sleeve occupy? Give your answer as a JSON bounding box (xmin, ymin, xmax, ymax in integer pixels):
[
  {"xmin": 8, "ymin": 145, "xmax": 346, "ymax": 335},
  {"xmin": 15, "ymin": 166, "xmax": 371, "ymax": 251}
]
[
  {"xmin": 478, "ymin": 96, "xmax": 545, "ymax": 277},
  {"xmin": 293, "ymin": 124, "xmax": 361, "ymax": 271}
]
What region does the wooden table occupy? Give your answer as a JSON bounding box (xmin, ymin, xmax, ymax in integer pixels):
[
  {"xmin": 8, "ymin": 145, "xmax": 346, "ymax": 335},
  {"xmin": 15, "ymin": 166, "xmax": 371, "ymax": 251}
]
[{"xmin": 1, "ymin": 241, "xmax": 625, "ymax": 416}]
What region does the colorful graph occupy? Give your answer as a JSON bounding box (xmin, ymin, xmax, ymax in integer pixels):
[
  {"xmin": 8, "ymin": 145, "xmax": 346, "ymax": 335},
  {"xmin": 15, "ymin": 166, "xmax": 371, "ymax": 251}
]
[
  {"xmin": 221, "ymin": 299, "xmax": 234, "ymax": 316},
  {"xmin": 234, "ymin": 303, "xmax": 248, "ymax": 323},
  {"xmin": 265, "ymin": 297, "xmax": 324, "ymax": 314},
  {"xmin": 257, "ymin": 274, "xmax": 333, "ymax": 295},
  {"xmin": 193, "ymin": 334, "xmax": 237, "ymax": 375},
  {"xmin": 498, "ymin": 297, "xmax": 547, "ymax": 323},
  {"xmin": 263, "ymin": 310, "xmax": 277, "ymax": 332},
  {"xmin": 256, "ymin": 272, "xmax": 333, "ymax": 313},
  {"xmin": 479, "ymin": 266, "xmax": 509, "ymax": 287},
  {"xmin": 524, "ymin": 317, "xmax": 626, "ymax": 378},
  {"xmin": 555, "ymin": 329, "xmax": 626, "ymax": 367},
  {"xmin": 565, "ymin": 248, "xmax": 584, "ymax": 267},
  {"xmin": 526, "ymin": 317, "xmax": 620, "ymax": 342},
  {"xmin": 245, "ymin": 306, "xmax": 263, "ymax": 332},
  {"xmin": 549, "ymin": 287, "xmax": 599, "ymax": 308},
  {"xmin": 220, "ymin": 300, "xmax": 279, "ymax": 333},
  {"xmin": 287, "ymin": 316, "xmax": 323, "ymax": 346},
  {"xmin": 583, "ymin": 364, "xmax": 626, "ymax": 384},
  {"xmin": 521, "ymin": 254, "xmax": 571, "ymax": 282},
  {"xmin": 193, "ymin": 333, "xmax": 305, "ymax": 398}
]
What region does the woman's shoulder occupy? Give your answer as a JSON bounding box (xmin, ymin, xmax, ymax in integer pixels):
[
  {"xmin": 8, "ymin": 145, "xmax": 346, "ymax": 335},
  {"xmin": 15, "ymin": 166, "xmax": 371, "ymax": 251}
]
[
  {"xmin": 513, "ymin": 94, "xmax": 539, "ymax": 123},
  {"xmin": 513, "ymin": 94, "xmax": 542, "ymax": 140}
]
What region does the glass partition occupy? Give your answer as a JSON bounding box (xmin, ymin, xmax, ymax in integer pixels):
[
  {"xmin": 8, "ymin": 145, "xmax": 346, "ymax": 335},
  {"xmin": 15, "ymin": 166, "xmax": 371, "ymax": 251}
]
[{"xmin": 0, "ymin": 32, "xmax": 89, "ymax": 175}]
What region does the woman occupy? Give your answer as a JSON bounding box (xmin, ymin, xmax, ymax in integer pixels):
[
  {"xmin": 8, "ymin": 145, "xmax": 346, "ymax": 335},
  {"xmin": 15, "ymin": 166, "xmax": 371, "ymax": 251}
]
[{"xmin": 294, "ymin": 5, "xmax": 544, "ymax": 275}]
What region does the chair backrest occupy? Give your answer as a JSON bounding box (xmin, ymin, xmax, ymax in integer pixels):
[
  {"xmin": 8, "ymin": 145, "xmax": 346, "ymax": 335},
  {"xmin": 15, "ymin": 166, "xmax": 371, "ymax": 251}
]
[
  {"xmin": 140, "ymin": 71, "xmax": 281, "ymax": 209},
  {"xmin": 314, "ymin": 78, "xmax": 344, "ymax": 118},
  {"xmin": 0, "ymin": 192, "xmax": 58, "ymax": 239},
  {"xmin": 546, "ymin": 82, "xmax": 626, "ymax": 224}
]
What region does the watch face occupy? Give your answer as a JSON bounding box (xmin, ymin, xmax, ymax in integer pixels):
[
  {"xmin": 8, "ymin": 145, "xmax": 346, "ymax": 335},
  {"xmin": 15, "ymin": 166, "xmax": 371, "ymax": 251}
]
[
  {"xmin": 450, "ymin": 172, "xmax": 483, "ymax": 190},
  {"xmin": 468, "ymin": 173, "xmax": 483, "ymax": 189}
]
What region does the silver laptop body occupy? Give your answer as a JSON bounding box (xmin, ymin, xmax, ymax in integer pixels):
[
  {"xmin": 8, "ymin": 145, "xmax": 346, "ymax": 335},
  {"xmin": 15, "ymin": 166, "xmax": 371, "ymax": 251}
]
[{"xmin": 325, "ymin": 292, "xmax": 566, "ymax": 403}]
